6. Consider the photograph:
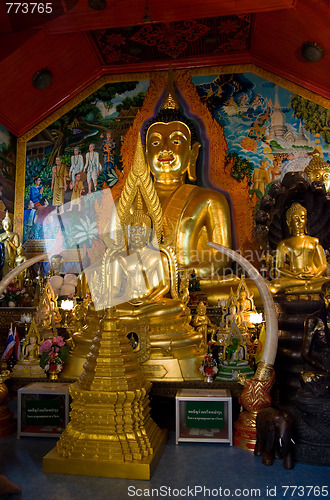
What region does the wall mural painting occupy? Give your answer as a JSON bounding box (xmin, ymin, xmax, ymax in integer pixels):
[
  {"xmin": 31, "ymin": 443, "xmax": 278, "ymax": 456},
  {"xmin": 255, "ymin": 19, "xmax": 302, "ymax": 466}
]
[
  {"xmin": 0, "ymin": 124, "xmax": 16, "ymax": 217},
  {"xmin": 23, "ymin": 80, "xmax": 150, "ymax": 265},
  {"xmin": 193, "ymin": 72, "xmax": 330, "ymax": 201},
  {"xmin": 22, "ymin": 70, "xmax": 330, "ymax": 267}
]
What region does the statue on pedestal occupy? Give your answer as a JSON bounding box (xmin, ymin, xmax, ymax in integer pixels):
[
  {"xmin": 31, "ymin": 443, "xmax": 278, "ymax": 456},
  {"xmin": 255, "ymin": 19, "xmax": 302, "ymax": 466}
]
[
  {"xmin": 216, "ymin": 319, "xmax": 254, "ymax": 382},
  {"xmin": 66, "ymin": 134, "xmax": 204, "ymax": 381},
  {"xmin": 0, "ymin": 211, "xmax": 19, "ymax": 277},
  {"xmin": 36, "ymin": 278, "xmax": 62, "ymax": 338},
  {"xmin": 270, "ymin": 202, "xmax": 328, "ymax": 294},
  {"xmin": 12, "ymin": 318, "xmax": 45, "ymax": 378},
  {"xmin": 14, "ymin": 244, "xmax": 27, "ymax": 288},
  {"xmin": 192, "ymin": 301, "xmax": 217, "ymax": 346}
]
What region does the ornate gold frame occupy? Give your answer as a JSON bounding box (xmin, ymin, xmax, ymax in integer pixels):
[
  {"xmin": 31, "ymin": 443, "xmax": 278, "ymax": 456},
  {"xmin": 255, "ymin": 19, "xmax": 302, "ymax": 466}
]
[{"xmin": 14, "ymin": 64, "xmax": 330, "ymax": 244}]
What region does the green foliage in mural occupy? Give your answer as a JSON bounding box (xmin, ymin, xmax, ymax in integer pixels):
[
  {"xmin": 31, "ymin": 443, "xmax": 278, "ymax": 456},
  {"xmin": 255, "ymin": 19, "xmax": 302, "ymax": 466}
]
[
  {"xmin": 48, "ymin": 81, "xmax": 140, "ymax": 165},
  {"xmin": 116, "ymin": 92, "xmax": 146, "ymax": 113},
  {"xmin": 269, "ymin": 140, "xmax": 284, "ymax": 150},
  {"xmin": 225, "ymin": 152, "xmax": 253, "ymax": 183},
  {"xmin": 290, "ymin": 94, "xmax": 330, "ymax": 144}
]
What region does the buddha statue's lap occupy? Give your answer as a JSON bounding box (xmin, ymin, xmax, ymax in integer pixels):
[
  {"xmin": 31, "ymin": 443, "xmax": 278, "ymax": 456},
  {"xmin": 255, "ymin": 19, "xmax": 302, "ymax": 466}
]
[{"xmin": 269, "ymin": 202, "xmax": 328, "ymax": 295}]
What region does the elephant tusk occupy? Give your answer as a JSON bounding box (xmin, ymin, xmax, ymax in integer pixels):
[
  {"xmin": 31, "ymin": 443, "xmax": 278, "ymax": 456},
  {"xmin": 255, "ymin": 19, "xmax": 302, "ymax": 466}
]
[{"xmin": 207, "ymin": 243, "xmax": 278, "ymax": 371}]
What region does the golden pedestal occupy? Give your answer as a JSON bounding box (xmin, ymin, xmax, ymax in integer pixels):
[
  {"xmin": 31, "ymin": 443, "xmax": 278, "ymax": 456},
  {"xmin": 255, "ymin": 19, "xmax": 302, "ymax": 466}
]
[
  {"xmin": 43, "ymin": 429, "xmax": 167, "ymax": 479},
  {"xmin": 43, "ymin": 307, "xmax": 167, "ymax": 479}
]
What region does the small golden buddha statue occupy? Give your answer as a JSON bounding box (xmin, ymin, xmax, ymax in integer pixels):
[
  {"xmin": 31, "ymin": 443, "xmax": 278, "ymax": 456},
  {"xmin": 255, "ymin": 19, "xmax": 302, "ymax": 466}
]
[
  {"xmin": 192, "ymin": 301, "xmax": 217, "ymax": 345},
  {"xmin": 35, "ymin": 278, "xmax": 62, "ymax": 338},
  {"xmin": 236, "ymin": 278, "xmax": 256, "ymax": 325},
  {"xmin": 0, "ymin": 211, "xmax": 19, "ymax": 277},
  {"xmin": 14, "ymin": 244, "xmax": 27, "ymax": 288},
  {"xmin": 12, "ymin": 318, "xmax": 45, "ymax": 378},
  {"xmin": 304, "ymin": 148, "xmax": 330, "ymax": 192},
  {"xmin": 144, "ymin": 69, "xmax": 232, "ymax": 278},
  {"xmin": 270, "ymin": 202, "xmax": 328, "ymax": 294}
]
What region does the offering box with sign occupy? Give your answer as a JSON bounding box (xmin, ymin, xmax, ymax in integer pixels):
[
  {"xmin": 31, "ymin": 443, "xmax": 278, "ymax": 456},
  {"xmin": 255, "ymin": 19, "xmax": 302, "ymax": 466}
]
[
  {"xmin": 17, "ymin": 382, "xmax": 70, "ymax": 438},
  {"xmin": 175, "ymin": 389, "xmax": 232, "ymax": 445}
]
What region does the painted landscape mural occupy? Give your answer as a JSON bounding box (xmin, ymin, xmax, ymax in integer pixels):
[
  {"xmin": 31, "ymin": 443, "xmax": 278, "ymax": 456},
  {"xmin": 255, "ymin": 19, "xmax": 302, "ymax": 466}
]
[{"xmin": 23, "ymin": 70, "xmax": 329, "ymax": 268}]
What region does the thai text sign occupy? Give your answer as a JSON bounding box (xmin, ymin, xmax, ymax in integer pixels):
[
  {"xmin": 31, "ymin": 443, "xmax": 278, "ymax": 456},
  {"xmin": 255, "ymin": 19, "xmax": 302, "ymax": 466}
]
[
  {"xmin": 26, "ymin": 399, "xmax": 61, "ymax": 426},
  {"xmin": 186, "ymin": 401, "xmax": 224, "ymax": 429}
]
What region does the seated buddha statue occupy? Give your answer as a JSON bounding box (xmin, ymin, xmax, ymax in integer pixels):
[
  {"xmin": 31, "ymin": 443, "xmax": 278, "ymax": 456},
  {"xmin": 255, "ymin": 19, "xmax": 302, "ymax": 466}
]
[
  {"xmin": 67, "ymin": 135, "xmax": 203, "ymax": 381},
  {"xmin": 269, "ymin": 202, "xmax": 328, "ymax": 295},
  {"xmin": 98, "ymin": 191, "xmax": 188, "ymax": 325},
  {"xmin": 12, "ymin": 318, "xmax": 45, "ymax": 378},
  {"xmin": 143, "ymin": 70, "xmax": 232, "ymax": 278}
]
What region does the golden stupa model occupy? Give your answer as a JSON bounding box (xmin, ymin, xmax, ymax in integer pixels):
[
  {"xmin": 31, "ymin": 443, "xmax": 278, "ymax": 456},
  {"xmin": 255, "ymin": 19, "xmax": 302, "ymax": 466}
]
[{"xmin": 43, "ymin": 306, "xmax": 167, "ymax": 479}]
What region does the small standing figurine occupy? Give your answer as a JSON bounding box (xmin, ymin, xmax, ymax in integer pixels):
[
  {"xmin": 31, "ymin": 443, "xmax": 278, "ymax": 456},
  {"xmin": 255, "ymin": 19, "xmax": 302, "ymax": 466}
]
[
  {"xmin": 14, "ymin": 244, "xmax": 27, "ymax": 288},
  {"xmin": 0, "ymin": 211, "xmax": 20, "ymax": 276}
]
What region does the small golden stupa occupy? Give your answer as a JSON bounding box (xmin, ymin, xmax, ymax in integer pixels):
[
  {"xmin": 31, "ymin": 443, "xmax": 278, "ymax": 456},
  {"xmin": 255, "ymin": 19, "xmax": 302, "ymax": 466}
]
[{"xmin": 43, "ymin": 306, "xmax": 167, "ymax": 479}]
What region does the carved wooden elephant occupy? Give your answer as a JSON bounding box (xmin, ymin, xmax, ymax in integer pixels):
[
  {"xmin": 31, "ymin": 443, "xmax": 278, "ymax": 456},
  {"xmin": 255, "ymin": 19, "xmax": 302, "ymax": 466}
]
[{"xmin": 254, "ymin": 407, "xmax": 295, "ymax": 469}]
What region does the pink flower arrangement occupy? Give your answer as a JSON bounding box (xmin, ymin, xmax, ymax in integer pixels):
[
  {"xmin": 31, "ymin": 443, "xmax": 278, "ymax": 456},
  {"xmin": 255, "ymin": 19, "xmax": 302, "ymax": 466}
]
[
  {"xmin": 39, "ymin": 336, "xmax": 69, "ymax": 374},
  {"xmin": 0, "ymin": 281, "xmax": 27, "ymax": 306}
]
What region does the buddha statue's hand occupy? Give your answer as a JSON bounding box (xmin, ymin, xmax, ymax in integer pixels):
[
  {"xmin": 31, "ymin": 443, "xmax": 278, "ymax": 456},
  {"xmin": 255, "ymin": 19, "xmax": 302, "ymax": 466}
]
[{"xmin": 128, "ymin": 298, "xmax": 145, "ymax": 306}]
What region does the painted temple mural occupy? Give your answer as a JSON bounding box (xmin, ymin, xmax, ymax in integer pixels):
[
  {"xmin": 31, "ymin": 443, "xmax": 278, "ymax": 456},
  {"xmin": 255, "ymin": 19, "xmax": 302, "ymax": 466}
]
[
  {"xmin": 0, "ymin": 124, "xmax": 16, "ymax": 216},
  {"xmin": 22, "ymin": 70, "xmax": 330, "ymax": 270},
  {"xmin": 193, "ymin": 72, "xmax": 329, "ymax": 195}
]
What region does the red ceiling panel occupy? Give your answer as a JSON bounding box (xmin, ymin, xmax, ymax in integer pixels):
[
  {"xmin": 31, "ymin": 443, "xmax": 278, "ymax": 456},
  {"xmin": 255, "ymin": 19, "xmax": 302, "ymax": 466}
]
[{"xmin": 0, "ymin": 30, "xmax": 101, "ymax": 136}]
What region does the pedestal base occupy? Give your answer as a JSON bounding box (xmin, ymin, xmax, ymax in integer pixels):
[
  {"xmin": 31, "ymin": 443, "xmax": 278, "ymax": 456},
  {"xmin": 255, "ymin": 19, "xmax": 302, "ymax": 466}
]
[
  {"xmin": 43, "ymin": 429, "xmax": 167, "ymax": 480},
  {"xmin": 233, "ymin": 411, "xmax": 257, "ymax": 451}
]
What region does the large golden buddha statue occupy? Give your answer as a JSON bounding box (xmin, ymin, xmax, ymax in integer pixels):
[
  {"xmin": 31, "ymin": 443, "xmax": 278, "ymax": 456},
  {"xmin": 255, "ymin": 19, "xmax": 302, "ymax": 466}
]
[
  {"xmin": 65, "ymin": 135, "xmax": 204, "ymax": 381},
  {"xmin": 269, "ymin": 202, "xmax": 328, "ymax": 294},
  {"xmin": 304, "ymin": 148, "xmax": 330, "ymax": 192},
  {"xmin": 143, "ymin": 71, "xmax": 232, "ymax": 278}
]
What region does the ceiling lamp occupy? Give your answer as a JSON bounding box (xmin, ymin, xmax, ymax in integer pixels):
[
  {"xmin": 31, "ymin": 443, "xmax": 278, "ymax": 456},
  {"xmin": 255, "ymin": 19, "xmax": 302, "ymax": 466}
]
[
  {"xmin": 301, "ymin": 42, "xmax": 324, "ymax": 62},
  {"xmin": 32, "ymin": 69, "xmax": 52, "ymax": 89},
  {"xmin": 88, "ymin": 0, "xmax": 107, "ymax": 10}
]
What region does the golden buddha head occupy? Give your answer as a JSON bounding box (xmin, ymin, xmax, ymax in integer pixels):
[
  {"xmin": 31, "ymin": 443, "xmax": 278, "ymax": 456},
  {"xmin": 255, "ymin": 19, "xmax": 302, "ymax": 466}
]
[
  {"xmin": 304, "ymin": 149, "xmax": 330, "ymax": 192},
  {"xmin": 145, "ymin": 69, "xmax": 201, "ymax": 184},
  {"xmin": 286, "ymin": 202, "xmax": 307, "ymax": 236},
  {"xmin": 146, "ymin": 113, "xmax": 200, "ymax": 184},
  {"xmin": 2, "ymin": 211, "xmax": 12, "ymax": 231}
]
